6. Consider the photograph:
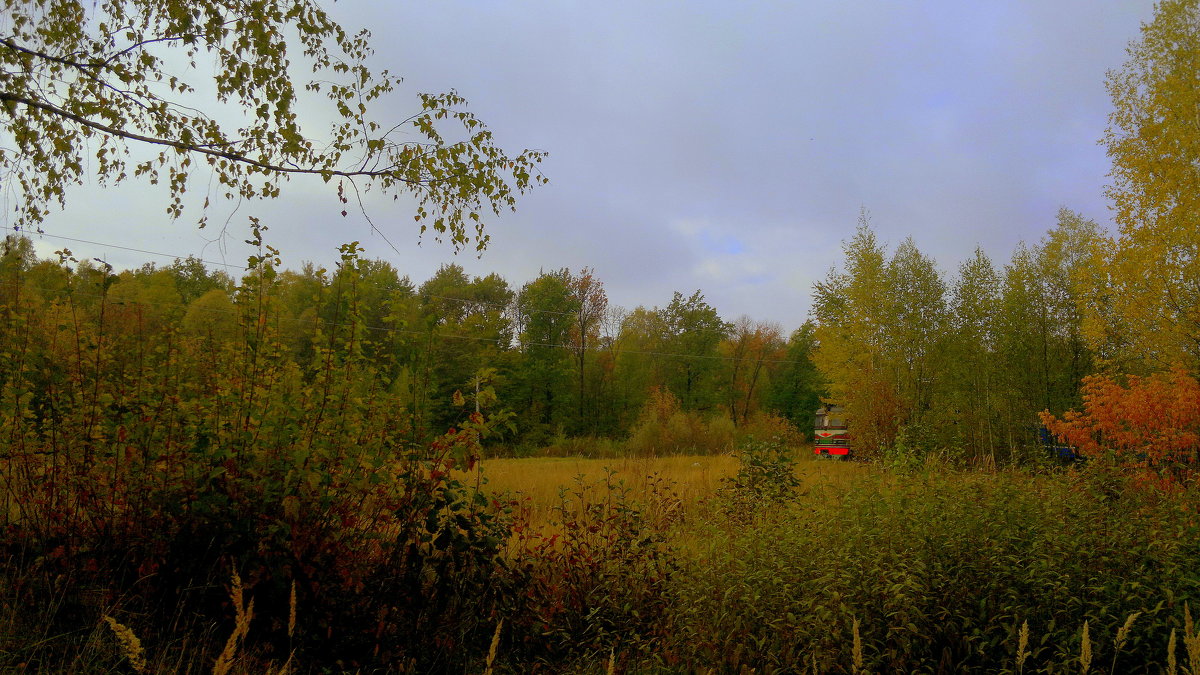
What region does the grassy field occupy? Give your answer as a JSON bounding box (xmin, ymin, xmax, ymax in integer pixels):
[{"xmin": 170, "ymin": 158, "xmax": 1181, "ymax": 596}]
[
  {"xmin": 8, "ymin": 443, "xmax": 1200, "ymax": 673},
  {"xmin": 474, "ymin": 450, "xmax": 861, "ymax": 515},
  {"xmin": 468, "ymin": 452, "xmax": 1200, "ymax": 673}
]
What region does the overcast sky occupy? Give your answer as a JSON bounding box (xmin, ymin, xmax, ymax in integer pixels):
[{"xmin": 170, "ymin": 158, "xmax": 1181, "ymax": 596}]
[{"xmin": 22, "ymin": 1, "xmax": 1157, "ymax": 333}]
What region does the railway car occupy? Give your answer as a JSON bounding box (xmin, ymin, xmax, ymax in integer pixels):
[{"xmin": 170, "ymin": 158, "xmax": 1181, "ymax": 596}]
[{"xmin": 813, "ymin": 404, "xmax": 852, "ymax": 459}]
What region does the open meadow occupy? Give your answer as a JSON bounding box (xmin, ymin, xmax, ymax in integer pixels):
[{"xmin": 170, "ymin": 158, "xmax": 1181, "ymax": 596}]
[
  {"xmin": 454, "ymin": 450, "xmax": 1200, "ymax": 674},
  {"xmin": 6, "ymin": 433, "xmax": 1200, "ymax": 673},
  {"xmin": 6, "ymin": 0, "xmax": 1200, "ymax": 671},
  {"xmin": 471, "ymin": 451, "xmax": 867, "ymax": 529}
]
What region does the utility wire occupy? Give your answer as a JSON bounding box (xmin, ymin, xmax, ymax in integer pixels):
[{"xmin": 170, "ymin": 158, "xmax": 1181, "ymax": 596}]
[
  {"xmin": 8, "ymin": 227, "xmax": 746, "ymax": 332},
  {"xmin": 8, "ymin": 227, "xmax": 249, "ymax": 271},
  {"xmin": 3, "ymin": 278, "xmax": 808, "ymax": 366},
  {"xmin": 3, "ymin": 227, "xmax": 800, "ymax": 362}
]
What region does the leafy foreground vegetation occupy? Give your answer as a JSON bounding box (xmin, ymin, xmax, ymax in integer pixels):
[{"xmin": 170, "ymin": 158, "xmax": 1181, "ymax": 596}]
[
  {"xmin": 5, "ymin": 0, "xmax": 1200, "ymax": 669},
  {"xmin": 7, "ymin": 433, "xmax": 1200, "ymax": 673},
  {"xmin": 674, "ymin": 463, "xmax": 1200, "ymax": 674},
  {"xmin": 1, "ymin": 234, "xmax": 1200, "ymax": 673}
]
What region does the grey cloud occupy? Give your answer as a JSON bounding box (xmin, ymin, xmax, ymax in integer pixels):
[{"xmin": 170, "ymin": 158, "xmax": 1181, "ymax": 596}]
[{"xmin": 28, "ymin": 0, "xmax": 1157, "ymax": 332}]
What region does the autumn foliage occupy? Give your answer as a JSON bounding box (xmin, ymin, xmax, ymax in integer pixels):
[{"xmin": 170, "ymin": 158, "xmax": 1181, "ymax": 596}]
[{"xmin": 1040, "ymin": 366, "xmax": 1200, "ymax": 477}]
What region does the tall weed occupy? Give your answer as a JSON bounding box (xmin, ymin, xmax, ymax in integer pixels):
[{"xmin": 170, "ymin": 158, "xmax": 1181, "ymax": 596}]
[
  {"xmin": 661, "ymin": 466, "xmax": 1200, "ymax": 673},
  {"xmin": 716, "ymin": 436, "xmax": 803, "ymax": 518},
  {"xmin": 624, "ymin": 387, "xmax": 734, "ymax": 456},
  {"xmin": 0, "ymin": 244, "xmax": 517, "ymax": 672},
  {"xmin": 507, "ymin": 468, "xmax": 679, "ymax": 668}
]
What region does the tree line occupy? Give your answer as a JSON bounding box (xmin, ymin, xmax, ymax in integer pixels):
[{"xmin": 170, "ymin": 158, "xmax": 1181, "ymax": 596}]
[
  {"xmin": 0, "ymin": 236, "xmax": 822, "ymax": 455},
  {"xmin": 813, "ymin": 0, "xmax": 1200, "ymax": 464},
  {"xmin": 813, "ymin": 209, "xmax": 1100, "ymax": 463},
  {"xmin": 5, "ymin": 186, "xmax": 1184, "ymax": 465}
]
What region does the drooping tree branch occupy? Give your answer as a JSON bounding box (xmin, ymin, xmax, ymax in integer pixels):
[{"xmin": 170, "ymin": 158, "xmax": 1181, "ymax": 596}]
[
  {"xmin": 0, "ymin": 90, "xmax": 426, "ymax": 183},
  {"xmin": 0, "ymin": 0, "xmax": 547, "ymax": 253}
]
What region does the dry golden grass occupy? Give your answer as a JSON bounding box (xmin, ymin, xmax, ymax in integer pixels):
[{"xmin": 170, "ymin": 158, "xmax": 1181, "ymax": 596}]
[
  {"xmin": 476, "ymin": 454, "xmax": 733, "ymax": 520},
  {"xmin": 1080, "ymin": 619, "xmax": 1092, "ymax": 674},
  {"xmin": 1017, "ymin": 619, "xmax": 1030, "ymax": 674},
  {"xmin": 469, "ymin": 451, "xmax": 870, "ymax": 530},
  {"xmin": 103, "ymin": 616, "xmax": 148, "ymax": 674},
  {"xmin": 212, "ymin": 568, "xmax": 253, "ymax": 675}
]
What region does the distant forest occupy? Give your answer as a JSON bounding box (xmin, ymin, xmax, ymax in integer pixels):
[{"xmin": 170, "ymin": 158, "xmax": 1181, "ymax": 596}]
[
  {"xmin": 0, "ymin": 206, "xmax": 1119, "ymax": 462},
  {"xmin": 0, "ymin": 234, "xmax": 823, "ymax": 456}
]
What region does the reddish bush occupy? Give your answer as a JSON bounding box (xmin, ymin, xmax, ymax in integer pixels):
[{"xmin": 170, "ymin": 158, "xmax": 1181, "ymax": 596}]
[{"xmin": 1040, "ymin": 365, "xmax": 1200, "ymax": 482}]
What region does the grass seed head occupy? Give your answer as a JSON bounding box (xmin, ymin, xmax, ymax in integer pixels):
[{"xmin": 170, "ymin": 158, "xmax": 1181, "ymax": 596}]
[
  {"xmin": 483, "ymin": 618, "xmax": 503, "ymax": 675},
  {"xmin": 213, "ymin": 568, "xmax": 254, "ymax": 675},
  {"xmin": 103, "ymin": 616, "xmax": 147, "ymax": 674},
  {"xmin": 1080, "ymin": 620, "xmax": 1092, "ymax": 674},
  {"xmin": 1016, "ymin": 619, "xmax": 1030, "ymax": 673},
  {"xmin": 288, "ymin": 581, "xmax": 297, "ymax": 640},
  {"xmin": 1114, "ymin": 611, "xmax": 1140, "ymax": 653},
  {"xmin": 852, "ymin": 617, "xmax": 864, "ymax": 674},
  {"xmin": 1168, "ymin": 628, "xmax": 1178, "ymax": 675},
  {"xmin": 1186, "ymin": 604, "xmax": 1200, "ymax": 675}
]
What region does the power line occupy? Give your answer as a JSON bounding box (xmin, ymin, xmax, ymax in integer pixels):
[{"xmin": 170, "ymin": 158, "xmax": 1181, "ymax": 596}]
[
  {"xmin": 4, "ymin": 227, "xmax": 675, "ymax": 324},
  {"xmin": 2, "ymin": 278, "xmax": 808, "ymax": 366},
  {"xmin": 3, "ymin": 227, "xmax": 799, "ymax": 362},
  {"xmin": 8, "ymin": 228, "xmax": 740, "ymax": 333},
  {"xmin": 8, "ymin": 227, "xmax": 250, "ymax": 271}
]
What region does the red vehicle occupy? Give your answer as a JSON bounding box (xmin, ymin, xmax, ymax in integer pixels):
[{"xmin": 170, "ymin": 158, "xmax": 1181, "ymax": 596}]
[{"xmin": 813, "ymin": 404, "xmax": 852, "ymax": 459}]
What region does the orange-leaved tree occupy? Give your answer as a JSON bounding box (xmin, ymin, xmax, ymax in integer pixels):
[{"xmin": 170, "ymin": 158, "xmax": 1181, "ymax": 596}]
[{"xmin": 1040, "ymin": 366, "xmax": 1200, "ymax": 475}]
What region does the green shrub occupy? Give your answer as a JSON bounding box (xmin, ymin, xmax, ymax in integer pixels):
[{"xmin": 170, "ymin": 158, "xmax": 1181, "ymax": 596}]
[
  {"xmin": 661, "ymin": 467, "xmax": 1200, "ymax": 673},
  {"xmin": 0, "ymin": 245, "xmax": 519, "ymax": 673},
  {"xmin": 624, "ymin": 388, "xmax": 736, "ymax": 456},
  {"xmin": 508, "ymin": 469, "xmax": 679, "ymax": 668},
  {"xmin": 540, "ymin": 434, "xmax": 623, "ymax": 458},
  {"xmin": 734, "ymin": 411, "xmax": 804, "ymax": 448},
  {"xmin": 716, "ymin": 436, "xmax": 803, "ymax": 516}
]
